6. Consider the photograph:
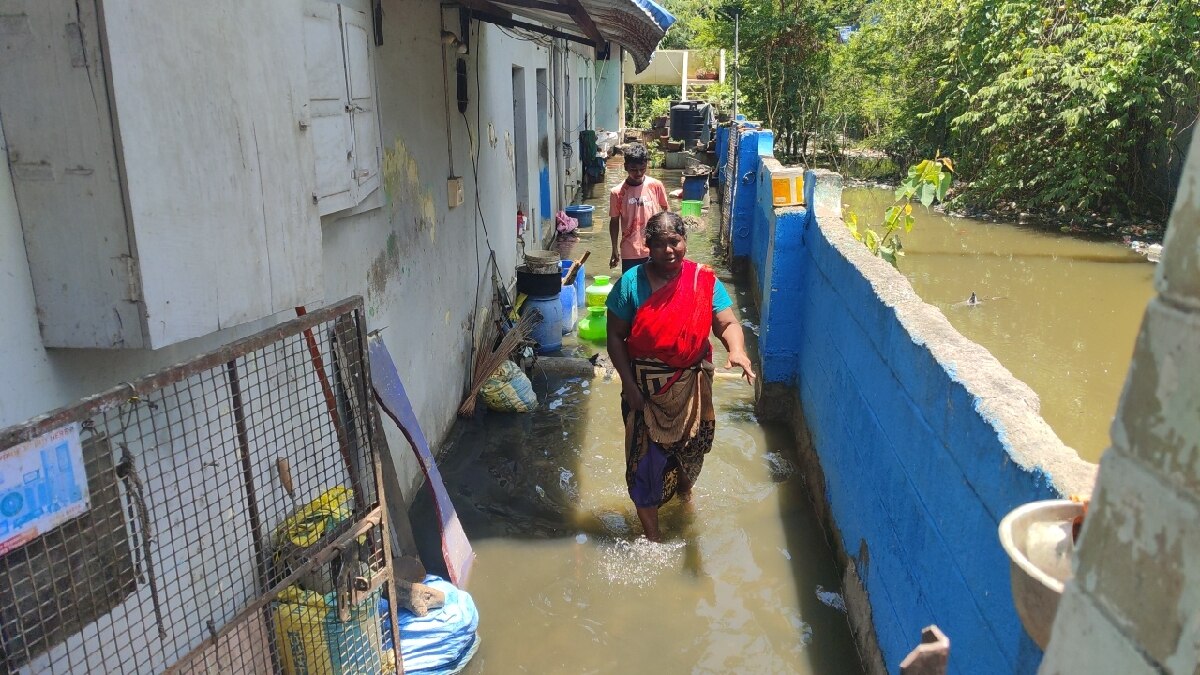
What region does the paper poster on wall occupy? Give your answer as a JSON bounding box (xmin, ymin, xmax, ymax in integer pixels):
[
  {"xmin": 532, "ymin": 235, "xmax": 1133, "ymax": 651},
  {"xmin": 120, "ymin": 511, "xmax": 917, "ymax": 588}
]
[{"xmin": 0, "ymin": 423, "xmax": 91, "ymax": 555}]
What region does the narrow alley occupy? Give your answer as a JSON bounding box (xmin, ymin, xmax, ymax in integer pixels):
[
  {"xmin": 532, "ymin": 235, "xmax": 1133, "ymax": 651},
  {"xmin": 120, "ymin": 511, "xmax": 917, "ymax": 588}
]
[{"xmin": 411, "ymin": 167, "xmax": 866, "ymax": 673}]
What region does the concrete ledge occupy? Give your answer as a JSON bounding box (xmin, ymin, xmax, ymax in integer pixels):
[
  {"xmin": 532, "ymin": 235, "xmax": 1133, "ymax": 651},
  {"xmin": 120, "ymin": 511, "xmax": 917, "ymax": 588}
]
[
  {"xmin": 739, "ymin": 150, "xmax": 1100, "ymax": 673},
  {"xmin": 812, "ymin": 207, "xmax": 1097, "ymax": 498}
]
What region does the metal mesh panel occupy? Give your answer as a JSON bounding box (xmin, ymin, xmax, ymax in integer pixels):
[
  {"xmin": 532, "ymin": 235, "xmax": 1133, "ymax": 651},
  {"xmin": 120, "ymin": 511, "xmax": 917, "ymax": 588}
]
[
  {"xmin": 0, "ymin": 298, "xmax": 401, "ymax": 674},
  {"xmin": 720, "ymin": 124, "xmax": 741, "ymax": 252}
]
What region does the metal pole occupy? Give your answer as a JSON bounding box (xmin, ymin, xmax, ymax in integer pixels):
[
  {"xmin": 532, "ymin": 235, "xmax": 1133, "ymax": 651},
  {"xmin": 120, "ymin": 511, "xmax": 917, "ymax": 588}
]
[{"xmin": 732, "ymin": 13, "xmax": 739, "ymax": 123}]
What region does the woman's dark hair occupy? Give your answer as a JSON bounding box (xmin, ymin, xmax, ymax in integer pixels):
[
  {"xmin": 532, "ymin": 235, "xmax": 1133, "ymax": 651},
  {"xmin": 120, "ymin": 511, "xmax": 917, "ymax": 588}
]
[
  {"xmin": 645, "ymin": 211, "xmax": 686, "ymax": 244},
  {"xmin": 623, "ymin": 143, "xmax": 648, "ymax": 165}
]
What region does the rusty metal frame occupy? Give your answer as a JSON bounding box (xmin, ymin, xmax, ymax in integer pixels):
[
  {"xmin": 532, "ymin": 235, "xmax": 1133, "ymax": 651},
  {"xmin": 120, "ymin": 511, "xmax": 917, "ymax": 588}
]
[
  {"xmin": 0, "ymin": 295, "xmax": 406, "ymax": 674},
  {"xmin": 0, "ymin": 298, "xmax": 363, "ymax": 451}
]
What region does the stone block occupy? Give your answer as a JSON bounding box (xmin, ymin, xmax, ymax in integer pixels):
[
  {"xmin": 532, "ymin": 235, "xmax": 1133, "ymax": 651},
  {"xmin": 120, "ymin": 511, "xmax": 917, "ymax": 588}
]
[
  {"xmin": 1071, "ymin": 451, "xmax": 1200, "ymax": 666},
  {"xmin": 810, "ymin": 168, "xmax": 844, "ymax": 222},
  {"xmin": 1155, "ymin": 132, "xmax": 1200, "ymax": 307},
  {"xmin": 1111, "ymin": 297, "xmax": 1200, "ymax": 495},
  {"xmin": 1040, "ymin": 586, "xmax": 1159, "ymax": 674}
]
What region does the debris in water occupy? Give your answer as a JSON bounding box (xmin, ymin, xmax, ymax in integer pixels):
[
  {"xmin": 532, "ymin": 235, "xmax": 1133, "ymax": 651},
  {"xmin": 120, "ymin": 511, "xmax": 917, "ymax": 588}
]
[
  {"xmin": 1129, "ymin": 240, "xmax": 1163, "ymax": 263},
  {"xmin": 559, "ymin": 467, "xmax": 578, "ymax": 500},
  {"xmin": 740, "ymin": 320, "xmax": 760, "ymax": 336},
  {"xmin": 779, "ymin": 547, "xmax": 792, "ymax": 561},
  {"xmin": 535, "ymin": 485, "xmax": 546, "ymax": 499},
  {"xmin": 763, "ymin": 452, "xmax": 796, "ymax": 481},
  {"xmin": 576, "ymin": 533, "xmax": 588, "ymax": 544},
  {"xmin": 548, "ymin": 398, "xmax": 563, "ymax": 410},
  {"xmin": 596, "ymin": 511, "xmax": 629, "ymax": 535},
  {"xmin": 815, "ymin": 585, "xmax": 847, "ymax": 613}
]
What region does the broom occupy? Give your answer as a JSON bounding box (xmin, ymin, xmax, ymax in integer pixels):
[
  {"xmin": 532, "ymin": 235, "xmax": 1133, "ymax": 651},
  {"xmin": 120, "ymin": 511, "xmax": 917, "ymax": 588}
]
[{"xmin": 458, "ymin": 310, "xmax": 540, "ymax": 416}]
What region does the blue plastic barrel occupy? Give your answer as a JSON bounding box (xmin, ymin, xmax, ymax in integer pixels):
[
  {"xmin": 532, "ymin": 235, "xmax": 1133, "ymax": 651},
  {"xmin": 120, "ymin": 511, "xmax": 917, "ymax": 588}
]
[
  {"xmin": 522, "ymin": 294, "xmax": 562, "ymax": 353},
  {"xmin": 682, "ymin": 174, "xmax": 708, "ymax": 201},
  {"xmin": 559, "ymin": 285, "xmax": 578, "ymax": 334},
  {"xmin": 564, "ymin": 204, "xmax": 594, "ymax": 229},
  {"xmin": 561, "ymin": 259, "xmax": 586, "ymax": 308}
]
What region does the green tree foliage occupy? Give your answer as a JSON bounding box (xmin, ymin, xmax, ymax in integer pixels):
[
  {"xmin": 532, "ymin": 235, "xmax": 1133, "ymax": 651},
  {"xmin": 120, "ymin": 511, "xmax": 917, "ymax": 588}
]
[
  {"xmin": 822, "ymin": 0, "xmax": 958, "ymax": 167},
  {"xmin": 945, "ymin": 0, "xmax": 1200, "ymax": 215},
  {"xmin": 828, "ymin": 0, "xmax": 1199, "ymax": 217},
  {"xmin": 847, "ymin": 157, "xmax": 954, "ymax": 267},
  {"xmin": 697, "ymin": 0, "xmax": 851, "ymax": 162}
]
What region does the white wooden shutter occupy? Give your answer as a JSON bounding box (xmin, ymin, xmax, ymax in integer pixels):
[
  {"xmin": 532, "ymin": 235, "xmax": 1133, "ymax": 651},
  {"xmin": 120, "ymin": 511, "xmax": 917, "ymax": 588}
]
[
  {"xmin": 304, "ymin": 2, "xmax": 355, "ymax": 215},
  {"xmin": 342, "ymin": 8, "xmax": 381, "ymax": 196}
]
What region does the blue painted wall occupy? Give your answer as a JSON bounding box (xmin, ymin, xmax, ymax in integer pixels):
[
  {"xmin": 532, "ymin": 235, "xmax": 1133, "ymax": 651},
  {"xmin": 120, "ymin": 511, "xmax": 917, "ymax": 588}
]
[
  {"xmin": 729, "ymin": 128, "xmax": 772, "ymax": 259},
  {"xmin": 723, "ymin": 144, "xmax": 1092, "ymax": 674}
]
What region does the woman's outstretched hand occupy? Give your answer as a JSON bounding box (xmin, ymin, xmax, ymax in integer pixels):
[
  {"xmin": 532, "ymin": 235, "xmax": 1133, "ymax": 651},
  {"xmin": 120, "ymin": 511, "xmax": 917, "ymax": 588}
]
[
  {"xmin": 726, "ymin": 352, "xmax": 756, "ymax": 385},
  {"xmin": 622, "ymin": 381, "xmax": 647, "ymax": 410}
]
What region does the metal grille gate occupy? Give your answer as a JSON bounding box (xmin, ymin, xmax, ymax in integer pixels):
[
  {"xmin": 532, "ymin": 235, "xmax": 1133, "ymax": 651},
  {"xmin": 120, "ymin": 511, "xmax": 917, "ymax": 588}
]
[
  {"xmin": 0, "ymin": 297, "xmax": 401, "ymax": 674},
  {"xmin": 719, "ymin": 123, "xmax": 741, "ymax": 253}
]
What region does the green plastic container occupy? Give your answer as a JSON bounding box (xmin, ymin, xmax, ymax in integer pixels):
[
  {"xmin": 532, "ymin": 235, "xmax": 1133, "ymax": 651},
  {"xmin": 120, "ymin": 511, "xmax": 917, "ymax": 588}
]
[
  {"xmin": 578, "ymin": 306, "xmax": 608, "ymax": 341},
  {"xmin": 585, "ymin": 275, "xmax": 613, "ymax": 308},
  {"xmin": 680, "ymin": 200, "xmax": 703, "ymax": 218}
]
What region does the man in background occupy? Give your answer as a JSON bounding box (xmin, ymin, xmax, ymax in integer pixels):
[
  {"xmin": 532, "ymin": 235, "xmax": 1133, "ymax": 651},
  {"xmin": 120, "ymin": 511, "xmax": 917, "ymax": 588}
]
[{"xmin": 609, "ymin": 143, "xmax": 670, "ymax": 272}]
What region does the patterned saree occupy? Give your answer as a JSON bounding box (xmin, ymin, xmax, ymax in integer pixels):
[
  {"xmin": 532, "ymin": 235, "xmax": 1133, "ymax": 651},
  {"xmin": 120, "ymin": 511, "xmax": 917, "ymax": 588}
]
[{"xmin": 622, "ymin": 260, "xmax": 718, "ymax": 508}]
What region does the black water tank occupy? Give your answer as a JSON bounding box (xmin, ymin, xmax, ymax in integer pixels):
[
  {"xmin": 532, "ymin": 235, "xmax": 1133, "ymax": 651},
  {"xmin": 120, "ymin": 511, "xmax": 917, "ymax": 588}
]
[{"xmin": 672, "ymin": 99, "xmax": 705, "ymax": 141}]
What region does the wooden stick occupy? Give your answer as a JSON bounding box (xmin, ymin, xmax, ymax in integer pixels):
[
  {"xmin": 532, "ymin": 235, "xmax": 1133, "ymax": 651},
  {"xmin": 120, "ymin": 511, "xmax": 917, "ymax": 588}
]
[
  {"xmin": 295, "ymin": 306, "xmax": 365, "ymax": 513},
  {"xmin": 563, "ymin": 250, "xmax": 591, "ymax": 286}
]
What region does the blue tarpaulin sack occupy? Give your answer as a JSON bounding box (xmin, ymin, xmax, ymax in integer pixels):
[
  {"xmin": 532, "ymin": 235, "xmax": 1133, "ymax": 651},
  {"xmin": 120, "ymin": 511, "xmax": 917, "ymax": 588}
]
[{"xmin": 381, "ymin": 575, "xmax": 480, "ymax": 674}]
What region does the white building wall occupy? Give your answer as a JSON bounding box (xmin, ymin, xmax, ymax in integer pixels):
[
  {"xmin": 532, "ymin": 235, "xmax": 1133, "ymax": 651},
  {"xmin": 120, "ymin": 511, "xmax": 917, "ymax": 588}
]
[
  {"xmin": 0, "ymin": 0, "xmax": 596, "ymax": 501},
  {"xmin": 0, "ymin": 1, "xmax": 599, "ymax": 668},
  {"xmin": 595, "ymin": 47, "xmax": 624, "ymax": 134}
]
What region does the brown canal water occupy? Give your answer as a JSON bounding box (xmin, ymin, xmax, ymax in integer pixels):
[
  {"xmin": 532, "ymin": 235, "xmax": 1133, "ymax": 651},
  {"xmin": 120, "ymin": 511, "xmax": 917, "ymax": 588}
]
[
  {"xmin": 409, "ymin": 170, "xmax": 865, "ymax": 673},
  {"xmin": 842, "ymin": 187, "xmax": 1156, "ymax": 463}
]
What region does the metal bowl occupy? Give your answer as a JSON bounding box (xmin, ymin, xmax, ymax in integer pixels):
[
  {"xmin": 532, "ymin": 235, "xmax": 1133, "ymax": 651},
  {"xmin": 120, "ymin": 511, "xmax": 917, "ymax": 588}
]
[{"xmin": 998, "ymin": 499, "xmax": 1085, "ymax": 649}]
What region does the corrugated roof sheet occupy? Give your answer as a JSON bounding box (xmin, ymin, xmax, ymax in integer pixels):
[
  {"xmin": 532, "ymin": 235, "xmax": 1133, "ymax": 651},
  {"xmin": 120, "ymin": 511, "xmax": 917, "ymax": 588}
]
[{"xmin": 489, "ymin": 0, "xmax": 675, "ymax": 72}]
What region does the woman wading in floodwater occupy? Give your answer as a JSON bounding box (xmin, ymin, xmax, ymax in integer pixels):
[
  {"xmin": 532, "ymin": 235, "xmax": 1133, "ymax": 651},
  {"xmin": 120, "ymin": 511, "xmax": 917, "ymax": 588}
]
[{"xmin": 606, "ymin": 212, "xmax": 756, "ymax": 541}]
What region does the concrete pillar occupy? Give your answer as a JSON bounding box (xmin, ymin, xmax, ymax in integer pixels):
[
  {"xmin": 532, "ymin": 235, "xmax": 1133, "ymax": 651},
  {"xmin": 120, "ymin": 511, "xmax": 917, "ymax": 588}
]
[{"xmin": 1039, "ymin": 127, "xmax": 1200, "ymax": 672}]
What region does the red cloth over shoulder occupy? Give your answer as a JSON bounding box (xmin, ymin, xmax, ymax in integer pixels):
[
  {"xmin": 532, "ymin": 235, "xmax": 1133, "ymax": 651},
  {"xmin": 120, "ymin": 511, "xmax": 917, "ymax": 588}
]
[{"xmin": 626, "ymin": 260, "xmax": 716, "ymax": 368}]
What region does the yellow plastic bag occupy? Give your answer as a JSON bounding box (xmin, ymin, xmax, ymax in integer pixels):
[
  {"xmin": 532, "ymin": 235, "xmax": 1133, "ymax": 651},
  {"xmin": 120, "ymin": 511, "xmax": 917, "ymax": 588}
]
[
  {"xmin": 275, "ymin": 486, "xmax": 354, "ymax": 549},
  {"xmin": 274, "ymin": 585, "xmax": 382, "ymax": 675}
]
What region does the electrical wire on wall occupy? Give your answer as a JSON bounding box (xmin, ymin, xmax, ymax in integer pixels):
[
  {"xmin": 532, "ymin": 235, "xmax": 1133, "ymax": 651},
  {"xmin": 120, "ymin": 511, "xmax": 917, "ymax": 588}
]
[{"xmin": 460, "ymin": 18, "xmax": 515, "ymax": 376}]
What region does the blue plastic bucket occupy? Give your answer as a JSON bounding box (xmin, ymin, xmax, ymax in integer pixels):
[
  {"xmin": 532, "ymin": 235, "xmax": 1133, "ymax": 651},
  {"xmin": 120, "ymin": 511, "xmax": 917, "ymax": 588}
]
[
  {"xmin": 561, "ymin": 260, "xmax": 586, "ymax": 308},
  {"xmin": 521, "ymin": 294, "xmax": 563, "ymax": 353},
  {"xmin": 564, "ymin": 204, "xmax": 594, "ymax": 229},
  {"xmin": 682, "ymin": 174, "xmax": 708, "ymax": 201}
]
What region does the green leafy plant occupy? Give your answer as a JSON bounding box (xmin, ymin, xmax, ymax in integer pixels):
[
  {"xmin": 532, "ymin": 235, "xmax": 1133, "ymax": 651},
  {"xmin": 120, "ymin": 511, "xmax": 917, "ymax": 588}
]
[{"xmin": 847, "ymin": 157, "xmax": 954, "ymax": 266}]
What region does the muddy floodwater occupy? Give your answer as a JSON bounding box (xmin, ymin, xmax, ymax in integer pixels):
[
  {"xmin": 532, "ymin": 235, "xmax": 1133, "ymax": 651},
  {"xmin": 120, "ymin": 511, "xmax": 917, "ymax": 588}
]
[
  {"xmin": 411, "ymin": 169, "xmax": 864, "ymax": 673},
  {"xmin": 843, "ymin": 187, "xmax": 1156, "ymax": 463}
]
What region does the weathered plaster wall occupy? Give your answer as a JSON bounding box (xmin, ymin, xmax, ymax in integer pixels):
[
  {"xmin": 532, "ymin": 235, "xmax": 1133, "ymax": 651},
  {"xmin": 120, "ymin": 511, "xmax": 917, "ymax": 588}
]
[
  {"xmin": 0, "ymin": 1, "xmax": 593, "ymax": 667},
  {"xmin": 732, "ymin": 135, "xmax": 1098, "ymax": 673},
  {"xmin": 0, "ymin": 0, "xmax": 593, "ymax": 507},
  {"xmin": 594, "ymin": 47, "xmax": 623, "ymax": 133},
  {"xmin": 1040, "ymin": 122, "xmax": 1200, "ymax": 674},
  {"xmin": 327, "ymin": 7, "xmax": 596, "ymax": 501}
]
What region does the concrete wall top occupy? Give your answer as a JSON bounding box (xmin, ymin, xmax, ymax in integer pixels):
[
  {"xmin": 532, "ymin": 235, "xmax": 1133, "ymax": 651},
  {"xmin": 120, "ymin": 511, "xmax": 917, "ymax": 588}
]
[
  {"xmin": 749, "ymin": 155, "xmax": 1097, "ymax": 497},
  {"xmin": 737, "ymin": 140, "xmax": 1108, "ymax": 673},
  {"xmin": 808, "ymin": 187, "xmax": 1098, "ymax": 497}
]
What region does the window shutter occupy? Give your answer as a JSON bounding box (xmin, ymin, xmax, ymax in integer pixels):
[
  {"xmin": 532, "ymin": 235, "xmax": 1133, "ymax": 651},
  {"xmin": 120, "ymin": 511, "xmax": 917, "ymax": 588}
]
[
  {"xmin": 304, "ymin": 2, "xmax": 355, "ymax": 215},
  {"xmin": 342, "ymin": 8, "xmax": 381, "ymax": 196}
]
